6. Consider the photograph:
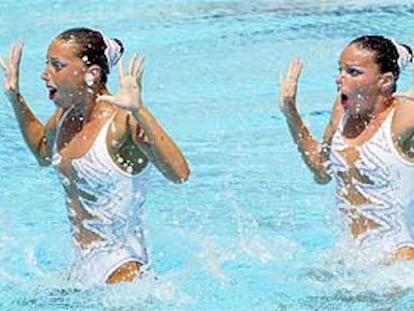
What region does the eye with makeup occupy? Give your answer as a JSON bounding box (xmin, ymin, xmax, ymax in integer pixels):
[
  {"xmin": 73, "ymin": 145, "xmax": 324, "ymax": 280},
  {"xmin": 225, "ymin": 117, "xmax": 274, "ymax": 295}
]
[
  {"xmin": 346, "ymin": 66, "xmax": 363, "ymax": 77},
  {"xmin": 338, "ymin": 65, "xmax": 363, "ymax": 77},
  {"xmin": 46, "ymin": 58, "xmax": 68, "ymax": 71}
]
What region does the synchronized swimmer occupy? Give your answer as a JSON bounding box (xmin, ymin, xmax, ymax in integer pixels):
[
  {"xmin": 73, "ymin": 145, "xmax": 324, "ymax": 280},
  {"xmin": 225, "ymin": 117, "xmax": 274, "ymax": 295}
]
[
  {"xmin": 279, "ymin": 35, "xmax": 414, "ymax": 262},
  {"xmin": 0, "ymin": 27, "xmax": 190, "ymax": 286}
]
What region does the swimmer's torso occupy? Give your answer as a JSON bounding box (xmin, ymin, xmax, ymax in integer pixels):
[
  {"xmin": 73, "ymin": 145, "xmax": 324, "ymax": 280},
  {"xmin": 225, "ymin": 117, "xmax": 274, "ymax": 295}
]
[
  {"xmin": 51, "ymin": 108, "xmax": 150, "ymax": 260},
  {"xmin": 329, "ymin": 107, "xmax": 414, "ymax": 256}
]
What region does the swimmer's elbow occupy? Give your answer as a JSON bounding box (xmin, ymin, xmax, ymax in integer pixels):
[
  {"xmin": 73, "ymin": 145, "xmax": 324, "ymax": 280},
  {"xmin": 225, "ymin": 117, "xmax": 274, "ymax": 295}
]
[
  {"xmin": 38, "ymin": 161, "xmax": 51, "ymax": 167},
  {"xmin": 36, "ymin": 156, "xmax": 52, "ymax": 167},
  {"xmin": 35, "ymin": 144, "xmax": 52, "ymax": 167},
  {"xmin": 313, "ymin": 173, "xmax": 331, "ymax": 185},
  {"xmin": 174, "ymin": 167, "xmax": 190, "ymax": 184},
  {"xmin": 168, "ymin": 165, "xmax": 190, "ymax": 184}
]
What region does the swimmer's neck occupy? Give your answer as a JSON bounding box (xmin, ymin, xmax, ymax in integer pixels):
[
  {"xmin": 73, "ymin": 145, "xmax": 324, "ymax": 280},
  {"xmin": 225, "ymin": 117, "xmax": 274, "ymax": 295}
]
[
  {"xmin": 346, "ymin": 96, "xmax": 394, "ymax": 122},
  {"xmin": 63, "ymin": 87, "xmax": 109, "ymax": 124},
  {"xmin": 343, "ymin": 97, "xmax": 394, "ymax": 138}
]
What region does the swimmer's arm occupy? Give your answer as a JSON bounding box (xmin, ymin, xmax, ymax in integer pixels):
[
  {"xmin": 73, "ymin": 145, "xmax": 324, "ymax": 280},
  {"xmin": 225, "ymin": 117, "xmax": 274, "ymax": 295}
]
[
  {"xmin": 283, "ymin": 104, "xmax": 332, "ymax": 184},
  {"xmin": 392, "ymin": 62, "xmax": 414, "ymax": 158},
  {"xmin": 97, "ymin": 54, "xmax": 190, "ymax": 183},
  {"xmin": 129, "ymin": 106, "xmax": 190, "ymax": 183},
  {"xmin": 0, "ymin": 42, "xmax": 56, "ymax": 166},
  {"xmin": 279, "ymin": 58, "xmax": 332, "ymax": 184},
  {"xmin": 9, "ymin": 94, "xmax": 60, "ymax": 166},
  {"xmin": 391, "ymin": 100, "xmax": 414, "ymax": 159},
  {"xmin": 10, "ymin": 93, "xmax": 48, "ymax": 164}
]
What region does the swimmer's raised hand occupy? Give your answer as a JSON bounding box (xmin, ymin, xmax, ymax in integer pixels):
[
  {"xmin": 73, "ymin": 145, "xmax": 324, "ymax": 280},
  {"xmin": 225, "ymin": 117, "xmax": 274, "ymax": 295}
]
[
  {"xmin": 279, "ymin": 57, "xmax": 303, "ymax": 113},
  {"xmin": 393, "ymin": 61, "xmax": 414, "ymax": 102},
  {"xmin": 97, "ymin": 54, "xmax": 144, "ymax": 113},
  {"xmin": 0, "ymin": 42, "xmax": 23, "ymax": 100}
]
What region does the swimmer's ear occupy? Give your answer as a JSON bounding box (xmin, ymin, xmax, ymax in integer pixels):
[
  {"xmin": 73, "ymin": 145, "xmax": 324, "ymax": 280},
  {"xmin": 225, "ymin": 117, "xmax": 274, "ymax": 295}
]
[
  {"xmin": 86, "ymin": 65, "xmax": 102, "ymax": 84},
  {"xmin": 378, "ymin": 72, "xmax": 395, "ymax": 93}
]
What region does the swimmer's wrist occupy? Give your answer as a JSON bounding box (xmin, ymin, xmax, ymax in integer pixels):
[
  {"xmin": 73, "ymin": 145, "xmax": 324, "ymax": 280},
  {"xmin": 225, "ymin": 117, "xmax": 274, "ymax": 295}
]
[
  {"xmin": 283, "ymin": 106, "xmax": 300, "ymax": 122},
  {"xmin": 6, "ymin": 91, "xmax": 22, "ymax": 104},
  {"xmin": 131, "ymin": 104, "xmax": 148, "ymax": 122}
]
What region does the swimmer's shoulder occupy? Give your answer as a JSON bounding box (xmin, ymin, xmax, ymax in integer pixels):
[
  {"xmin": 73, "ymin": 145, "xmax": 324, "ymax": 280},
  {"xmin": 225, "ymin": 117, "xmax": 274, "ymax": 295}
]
[
  {"xmin": 95, "ymin": 103, "xmax": 132, "ymax": 148},
  {"xmin": 392, "ymin": 98, "xmax": 414, "ymax": 137}
]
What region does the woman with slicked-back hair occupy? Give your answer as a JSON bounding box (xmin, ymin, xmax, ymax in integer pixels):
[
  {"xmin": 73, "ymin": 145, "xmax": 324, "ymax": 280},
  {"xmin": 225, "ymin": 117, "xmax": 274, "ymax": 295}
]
[
  {"xmin": 279, "ymin": 35, "xmax": 414, "ymax": 262},
  {"xmin": 0, "ymin": 27, "xmax": 190, "ymax": 287}
]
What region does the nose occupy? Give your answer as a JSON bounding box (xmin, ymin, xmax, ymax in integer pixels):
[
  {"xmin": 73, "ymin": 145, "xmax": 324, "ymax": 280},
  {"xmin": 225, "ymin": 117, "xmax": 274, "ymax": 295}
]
[
  {"xmin": 41, "ymin": 70, "xmax": 50, "ymax": 81},
  {"xmin": 335, "ymin": 72, "xmax": 344, "ymax": 86},
  {"xmin": 40, "ymin": 62, "xmax": 53, "ymax": 81}
]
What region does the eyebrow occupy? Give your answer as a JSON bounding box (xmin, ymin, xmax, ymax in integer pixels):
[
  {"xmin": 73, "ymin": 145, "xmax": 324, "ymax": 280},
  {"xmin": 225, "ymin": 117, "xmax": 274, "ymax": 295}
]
[
  {"xmin": 47, "ymin": 56, "xmax": 69, "ymax": 63},
  {"xmin": 338, "ymin": 61, "xmax": 363, "ymax": 67}
]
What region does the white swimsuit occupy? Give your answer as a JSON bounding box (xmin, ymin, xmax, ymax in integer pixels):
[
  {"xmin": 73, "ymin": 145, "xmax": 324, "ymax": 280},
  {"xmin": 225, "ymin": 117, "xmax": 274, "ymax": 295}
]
[
  {"xmin": 329, "ymin": 108, "xmax": 414, "ymax": 259},
  {"xmin": 52, "ymin": 112, "xmax": 150, "ymax": 286}
]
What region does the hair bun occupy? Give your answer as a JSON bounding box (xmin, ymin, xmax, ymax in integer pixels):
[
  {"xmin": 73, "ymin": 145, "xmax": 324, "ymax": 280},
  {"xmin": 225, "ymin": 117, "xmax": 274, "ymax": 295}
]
[
  {"xmin": 389, "ymin": 37, "xmax": 412, "ymax": 71},
  {"xmin": 102, "ymin": 35, "xmax": 124, "ymax": 72}
]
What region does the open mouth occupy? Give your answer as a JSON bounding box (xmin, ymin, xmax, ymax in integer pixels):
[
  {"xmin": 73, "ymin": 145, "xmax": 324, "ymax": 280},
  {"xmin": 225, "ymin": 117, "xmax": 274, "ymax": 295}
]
[
  {"xmin": 47, "ymin": 86, "xmax": 58, "ymax": 100},
  {"xmin": 340, "ymin": 93, "xmax": 348, "ymax": 108}
]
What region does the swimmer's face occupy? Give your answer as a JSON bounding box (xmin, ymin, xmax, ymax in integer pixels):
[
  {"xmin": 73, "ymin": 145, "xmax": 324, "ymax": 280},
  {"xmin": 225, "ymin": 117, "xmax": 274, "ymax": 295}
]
[
  {"xmin": 336, "ymin": 44, "xmax": 384, "ymax": 116},
  {"xmin": 41, "ymin": 39, "xmax": 88, "ymax": 108}
]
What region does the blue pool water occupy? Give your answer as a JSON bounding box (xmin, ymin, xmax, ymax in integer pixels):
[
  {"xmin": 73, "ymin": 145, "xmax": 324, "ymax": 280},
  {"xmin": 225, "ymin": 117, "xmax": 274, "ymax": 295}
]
[{"xmin": 2, "ymin": 1, "xmax": 414, "ymax": 310}]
